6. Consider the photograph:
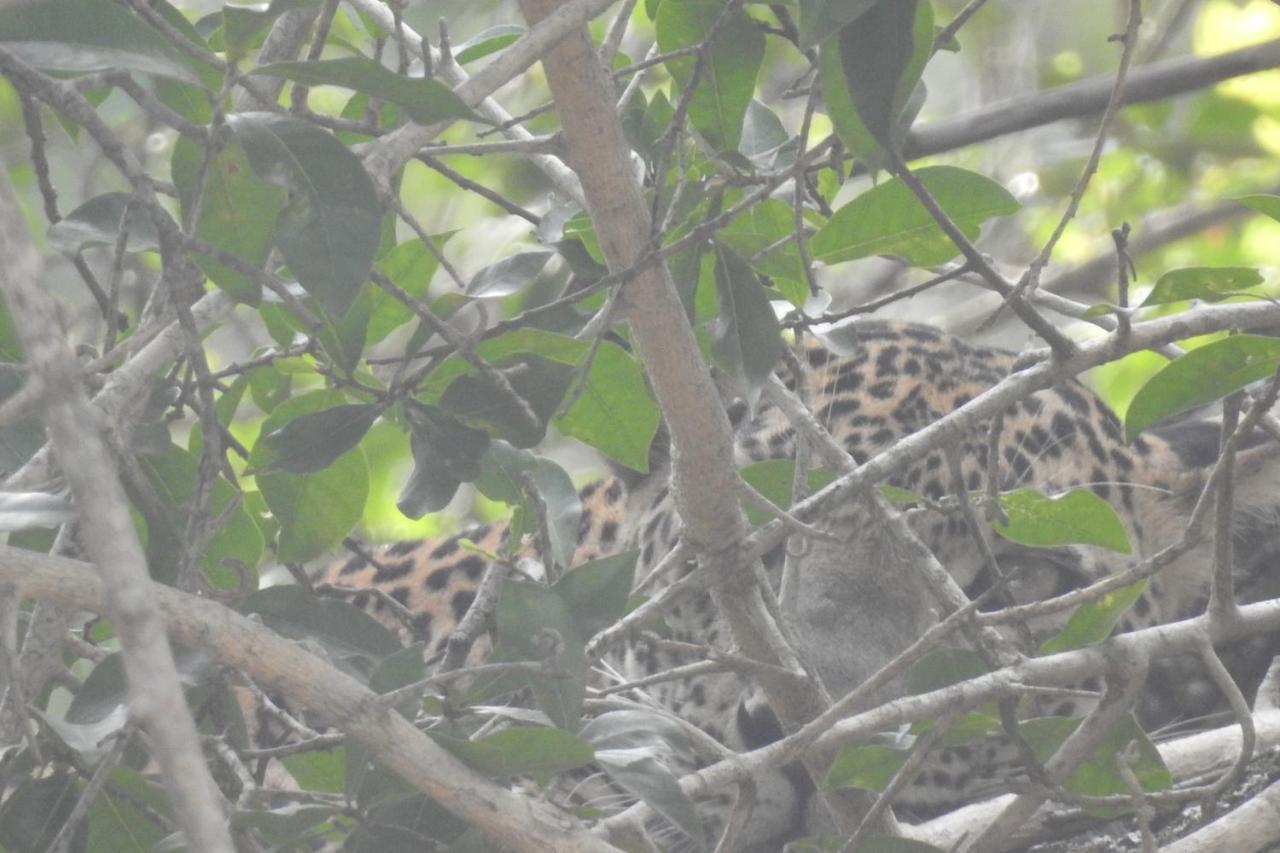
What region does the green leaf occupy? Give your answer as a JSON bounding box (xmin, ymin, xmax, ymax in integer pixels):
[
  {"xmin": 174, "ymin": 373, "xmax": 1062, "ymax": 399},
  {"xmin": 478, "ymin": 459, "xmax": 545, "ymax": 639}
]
[
  {"xmin": 554, "ymin": 551, "xmax": 639, "ymax": 637},
  {"xmin": 1138, "ymin": 266, "xmax": 1265, "ymax": 307},
  {"xmin": 345, "ymin": 795, "xmax": 468, "ymax": 848},
  {"xmin": 138, "ymin": 442, "xmax": 264, "ymax": 589},
  {"xmin": 466, "ymin": 250, "xmax": 553, "ymax": 298},
  {"xmin": 428, "ymin": 727, "xmax": 594, "ymax": 778},
  {"xmin": 0, "ymin": 773, "xmax": 82, "ymax": 853},
  {"xmin": 712, "ymin": 244, "xmax": 783, "ymax": 394},
  {"xmin": 1040, "ymin": 581, "xmax": 1147, "ymax": 655},
  {"xmin": 493, "ymin": 579, "xmax": 588, "ymax": 729},
  {"xmin": 1125, "ymin": 335, "xmax": 1280, "ymax": 439},
  {"xmin": 250, "ymin": 390, "xmax": 369, "ymax": 562},
  {"xmin": 1019, "ymin": 715, "xmax": 1171, "ymax": 811},
  {"xmin": 655, "ymin": 0, "xmax": 764, "ymax": 153},
  {"xmin": 368, "ymin": 235, "xmax": 449, "ymax": 343},
  {"xmin": 555, "ymin": 342, "xmax": 661, "ymax": 473},
  {"xmin": 716, "ymin": 197, "xmax": 809, "ymax": 294},
  {"xmin": 421, "ymin": 328, "xmax": 659, "ymax": 471},
  {"xmin": 261, "ymin": 403, "xmax": 381, "ymax": 474},
  {"xmin": 797, "ymin": 0, "xmax": 881, "ymax": 48},
  {"xmin": 441, "ymin": 354, "xmax": 570, "ymax": 448},
  {"xmin": 831, "ymin": 0, "xmax": 932, "ymax": 150},
  {"xmin": 454, "ymin": 24, "xmax": 524, "ymax": 64},
  {"xmin": 252, "ymin": 58, "xmax": 481, "ymax": 124},
  {"xmin": 1237, "ymin": 193, "xmax": 1280, "ymax": 222},
  {"xmin": 738, "ymin": 460, "xmax": 835, "ymax": 525},
  {"xmin": 811, "ymin": 165, "xmax": 1020, "ymax": 267},
  {"xmin": 994, "ymin": 488, "xmax": 1131, "ymax": 553},
  {"xmin": 824, "ymin": 743, "xmax": 910, "ymax": 792},
  {"xmin": 634, "ymin": 88, "xmax": 675, "ymax": 161},
  {"xmin": 819, "ymin": 37, "xmax": 887, "ymax": 172},
  {"xmin": 241, "ymin": 585, "xmax": 401, "ymax": 663},
  {"xmin": 0, "ymin": 0, "xmax": 199, "ymax": 82},
  {"xmin": 397, "ymin": 404, "xmax": 490, "ymax": 518},
  {"xmin": 226, "ymin": 112, "xmax": 381, "ymax": 318},
  {"xmin": 739, "ymin": 98, "xmax": 789, "ymax": 159},
  {"xmin": 87, "ymin": 768, "xmax": 170, "ymax": 852},
  {"xmin": 476, "ymin": 441, "xmax": 581, "ymax": 570},
  {"xmin": 906, "ymin": 648, "xmax": 990, "ymax": 694},
  {"xmin": 281, "ymin": 749, "xmax": 346, "ymax": 794},
  {"xmin": 46, "ymin": 192, "xmax": 159, "ymax": 252},
  {"xmin": 222, "ymin": 0, "xmax": 320, "ymax": 57},
  {"xmin": 173, "ymin": 137, "xmax": 287, "ymax": 305}
]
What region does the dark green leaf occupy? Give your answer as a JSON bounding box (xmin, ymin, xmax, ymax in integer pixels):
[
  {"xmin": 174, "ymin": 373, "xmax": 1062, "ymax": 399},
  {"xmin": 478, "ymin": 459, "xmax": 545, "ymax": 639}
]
[
  {"xmin": 554, "ymin": 551, "xmax": 639, "ymax": 637},
  {"xmin": 422, "ymin": 329, "xmax": 659, "ymax": 471},
  {"xmin": 455, "ymin": 24, "xmax": 524, "ymax": 64},
  {"xmin": 428, "ymin": 727, "xmax": 593, "ymax": 778},
  {"xmin": 262, "ymin": 403, "xmax": 381, "ymax": 474},
  {"xmin": 824, "ymin": 743, "xmax": 910, "ymax": 792},
  {"xmin": 250, "ymin": 390, "xmax": 369, "ymax": 562},
  {"xmin": 346, "ymin": 794, "xmax": 469, "ymax": 848},
  {"xmin": 173, "ymin": 137, "xmax": 286, "ymax": 305},
  {"xmin": 635, "ymin": 88, "xmax": 675, "ymax": 161},
  {"xmin": 1125, "ymin": 335, "xmax": 1280, "ymax": 439},
  {"xmin": 906, "ymin": 648, "xmax": 989, "ymax": 694},
  {"xmin": 0, "ymin": 0, "xmax": 198, "ymax": 82},
  {"xmin": 655, "ymin": 0, "xmax": 764, "ymax": 152},
  {"xmin": 494, "ymin": 579, "xmax": 588, "ymax": 728},
  {"xmin": 0, "ymin": 773, "xmax": 82, "ymax": 853},
  {"xmin": 441, "ymin": 355, "xmax": 570, "ymax": 448},
  {"xmin": 1138, "ymin": 266, "xmax": 1265, "ymax": 307},
  {"xmin": 46, "ymin": 192, "xmax": 159, "ymax": 252},
  {"xmin": 797, "ymin": 0, "xmax": 881, "ymax": 48},
  {"xmin": 397, "ymin": 405, "xmax": 490, "ymax": 518},
  {"xmin": 87, "ymin": 768, "xmax": 169, "ymax": 852},
  {"xmin": 716, "ymin": 197, "xmax": 808, "ymax": 295},
  {"xmin": 1040, "ymin": 581, "xmax": 1147, "ymax": 655},
  {"xmin": 476, "ymin": 441, "xmax": 581, "ymax": 570},
  {"xmin": 466, "ymin": 250, "xmax": 553, "ymax": 298},
  {"xmin": 66, "ymin": 646, "xmax": 216, "ymax": 725},
  {"xmin": 995, "ymin": 488, "xmax": 1131, "ymax": 553},
  {"xmin": 226, "ymin": 112, "xmax": 381, "ymax": 318},
  {"xmin": 712, "ymin": 244, "xmax": 783, "ymax": 395},
  {"xmin": 832, "ymin": 1, "xmax": 931, "ymax": 150},
  {"xmin": 241, "ymin": 585, "xmax": 401, "ymax": 662},
  {"xmin": 819, "ymin": 38, "xmax": 887, "ymax": 172},
  {"xmin": 138, "ymin": 442, "xmax": 264, "ymax": 589},
  {"xmin": 252, "ymin": 58, "xmax": 481, "ymax": 124},
  {"xmin": 811, "ymin": 166, "xmax": 1020, "ymax": 267},
  {"xmin": 222, "ymin": 0, "xmax": 318, "ymax": 56}
]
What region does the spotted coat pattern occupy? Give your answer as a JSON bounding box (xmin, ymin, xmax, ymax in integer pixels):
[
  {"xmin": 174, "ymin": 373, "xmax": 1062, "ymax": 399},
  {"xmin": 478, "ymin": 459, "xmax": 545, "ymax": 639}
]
[{"xmin": 317, "ymin": 320, "xmax": 1280, "ymax": 844}]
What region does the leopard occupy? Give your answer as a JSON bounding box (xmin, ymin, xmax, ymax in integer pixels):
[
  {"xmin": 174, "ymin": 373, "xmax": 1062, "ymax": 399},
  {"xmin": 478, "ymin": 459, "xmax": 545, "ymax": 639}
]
[{"xmin": 315, "ymin": 319, "xmax": 1280, "ymax": 849}]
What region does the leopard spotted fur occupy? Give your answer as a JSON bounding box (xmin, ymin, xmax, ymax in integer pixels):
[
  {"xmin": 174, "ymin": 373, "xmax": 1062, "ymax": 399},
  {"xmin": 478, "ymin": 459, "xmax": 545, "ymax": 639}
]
[{"xmin": 318, "ymin": 319, "xmax": 1280, "ymax": 848}]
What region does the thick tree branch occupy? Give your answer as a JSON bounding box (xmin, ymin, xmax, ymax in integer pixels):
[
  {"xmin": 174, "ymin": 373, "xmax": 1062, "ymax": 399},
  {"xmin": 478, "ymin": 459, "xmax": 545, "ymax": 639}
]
[
  {"xmin": 903, "ymin": 37, "xmax": 1280, "ymax": 162},
  {"xmin": 512, "ymin": 0, "xmax": 894, "ymax": 838},
  {"xmin": 0, "ymin": 170, "xmax": 234, "ymax": 853},
  {"xmin": 0, "ymin": 544, "xmax": 618, "ymax": 853}
]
